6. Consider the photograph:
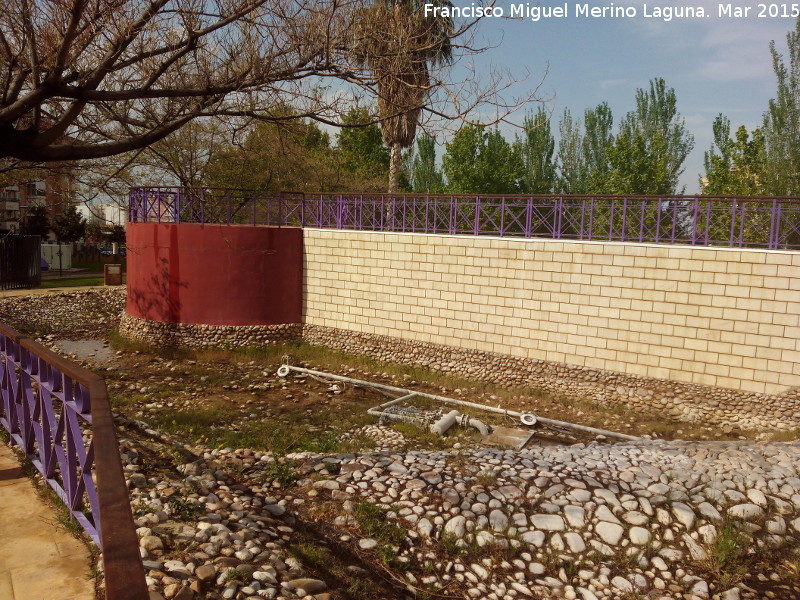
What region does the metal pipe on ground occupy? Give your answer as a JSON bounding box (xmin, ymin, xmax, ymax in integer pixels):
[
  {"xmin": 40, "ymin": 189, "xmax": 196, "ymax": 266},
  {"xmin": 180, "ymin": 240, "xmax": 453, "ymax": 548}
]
[
  {"xmin": 430, "ymin": 410, "xmax": 460, "ymax": 435},
  {"xmin": 277, "ymin": 365, "xmax": 639, "ymax": 442}
]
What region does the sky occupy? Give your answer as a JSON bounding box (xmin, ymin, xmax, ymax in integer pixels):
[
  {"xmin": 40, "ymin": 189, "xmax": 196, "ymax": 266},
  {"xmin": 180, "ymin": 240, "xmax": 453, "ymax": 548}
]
[{"xmin": 445, "ymin": 0, "xmax": 795, "ymax": 193}]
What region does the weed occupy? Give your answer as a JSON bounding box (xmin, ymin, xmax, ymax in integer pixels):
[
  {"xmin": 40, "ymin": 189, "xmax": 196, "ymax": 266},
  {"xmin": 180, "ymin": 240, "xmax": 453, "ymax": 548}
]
[
  {"xmin": 264, "ymin": 460, "xmax": 299, "ymax": 487},
  {"xmin": 222, "ymin": 568, "xmax": 240, "ymax": 583},
  {"xmin": 132, "ymin": 499, "xmax": 151, "ymax": 518},
  {"xmin": 288, "ymin": 542, "xmax": 328, "ymax": 566},
  {"xmin": 604, "ymin": 547, "xmax": 641, "ymax": 577},
  {"xmin": 391, "ymin": 421, "xmax": 449, "ymax": 449},
  {"xmin": 475, "ymin": 470, "xmax": 499, "ymax": 487},
  {"xmin": 346, "ymin": 577, "xmax": 369, "ymax": 597},
  {"xmin": 769, "ymin": 428, "xmax": 800, "ymax": 442},
  {"xmin": 377, "ymin": 543, "xmax": 397, "ymax": 564},
  {"xmin": 167, "ymin": 496, "xmax": 204, "ymax": 520},
  {"xmin": 439, "ymin": 532, "xmax": 464, "ymax": 556},
  {"xmin": 107, "ymin": 330, "xmax": 156, "ymax": 354},
  {"xmin": 338, "ymin": 432, "xmax": 377, "ymax": 454},
  {"xmin": 150, "ymin": 408, "xmax": 235, "ymax": 433},
  {"xmin": 699, "ymin": 519, "xmax": 750, "ymax": 588},
  {"xmin": 57, "ymin": 510, "xmax": 85, "ymax": 537},
  {"xmin": 352, "ymin": 501, "xmax": 407, "ymax": 547}
]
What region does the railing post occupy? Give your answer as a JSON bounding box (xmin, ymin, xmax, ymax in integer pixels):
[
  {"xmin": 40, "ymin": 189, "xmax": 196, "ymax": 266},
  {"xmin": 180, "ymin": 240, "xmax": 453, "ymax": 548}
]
[
  {"xmin": 555, "ymin": 196, "xmax": 563, "ymax": 239},
  {"xmin": 738, "ymin": 202, "xmax": 747, "ymax": 247},
  {"xmin": 500, "ymin": 196, "xmax": 506, "ymax": 236},
  {"xmin": 729, "ymin": 198, "xmax": 738, "ymax": 248},
  {"xmin": 639, "ymin": 198, "xmax": 647, "ymax": 243},
  {"xmin": 609, "ymin": 197, "xmax": 616, "ymax": 241},
  {"xmin": 449, "ymin": 196, "xmax": 456, "ymax": 235},
  {"xmin": 671, "ymin": 199, "xmax": 679, "ymax": 243},
  {"xmin": 769, "ymin": 198, "xmax": 779, "ymax": 249},
  {"xmin": 655, "ymin": 198, "xmax": 662, "ymax": 244},
  {"xmin": 621, "ymin": 196, "xmax": 628, "ymax": 242}
]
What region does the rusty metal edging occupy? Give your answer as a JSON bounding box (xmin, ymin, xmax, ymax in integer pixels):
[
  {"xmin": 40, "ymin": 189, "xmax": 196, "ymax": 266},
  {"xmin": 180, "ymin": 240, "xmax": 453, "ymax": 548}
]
[{"xmin": 0, "ymin": 322, "xmax": 147, "ymax": 600}]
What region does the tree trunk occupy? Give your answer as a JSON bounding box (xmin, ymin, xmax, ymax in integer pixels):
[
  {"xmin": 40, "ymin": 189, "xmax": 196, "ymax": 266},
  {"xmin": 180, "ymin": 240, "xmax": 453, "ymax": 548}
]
[{"xmin": 388, "ymin": 142, "xmax": 402, "ymax": 194}]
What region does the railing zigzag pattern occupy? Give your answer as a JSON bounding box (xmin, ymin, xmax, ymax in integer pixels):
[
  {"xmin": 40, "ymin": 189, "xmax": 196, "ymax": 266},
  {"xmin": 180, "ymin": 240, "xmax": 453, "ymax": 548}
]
[
  {"xmin": 0, "ymin": 323, "xmax": 147, "ymax": 600},
  {"xmin": 129, "ymin": 188, "xmax": 800, "ymax": 251}
]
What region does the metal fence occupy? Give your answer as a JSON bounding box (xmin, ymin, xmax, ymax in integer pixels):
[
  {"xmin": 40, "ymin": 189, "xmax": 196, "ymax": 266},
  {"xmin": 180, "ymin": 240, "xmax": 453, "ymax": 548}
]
[
  {"xmin": 129, "ymin": 188, "xmax": 800, "ymax": 251},
  {"xmin": 0, "ymin": 235, "xmax": 41, "ymax": 290},
  {"xmin": 0, "ymin": 323, "xmax": 148, "ymax": 600}
]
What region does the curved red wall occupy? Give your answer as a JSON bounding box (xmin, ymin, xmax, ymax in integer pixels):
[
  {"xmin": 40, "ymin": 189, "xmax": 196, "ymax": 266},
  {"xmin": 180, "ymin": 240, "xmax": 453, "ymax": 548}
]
[{"xmin": 126, "ymin": 223, "xmax": 302, "ymax": 326}]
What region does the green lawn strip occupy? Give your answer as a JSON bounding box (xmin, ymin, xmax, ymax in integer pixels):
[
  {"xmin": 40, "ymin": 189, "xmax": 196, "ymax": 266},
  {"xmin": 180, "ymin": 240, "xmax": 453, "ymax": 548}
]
[{"xmin": 40, "ymin": 276, "xmax": 126, "ymax": 288}]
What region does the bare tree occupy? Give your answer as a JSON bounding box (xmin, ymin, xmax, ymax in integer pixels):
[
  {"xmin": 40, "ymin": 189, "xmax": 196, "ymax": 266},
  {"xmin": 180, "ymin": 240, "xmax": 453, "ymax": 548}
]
[
  {"xmin": 0, "ymin": 0, "xmax": 361, "ymax": 163},
  {"xmin": 0, "ymin": 0, "xmax": 543, "ymax": 182}
]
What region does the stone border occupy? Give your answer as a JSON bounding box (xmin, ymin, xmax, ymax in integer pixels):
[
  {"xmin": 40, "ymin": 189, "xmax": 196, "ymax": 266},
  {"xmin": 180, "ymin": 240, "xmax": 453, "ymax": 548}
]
[
  {"xmin": 119, "ymin": 312, "xmax": 301, "ymax": 348},
  {"xmin": 119, "ymin": 312, "xmax": 800, "ymax": 431}
]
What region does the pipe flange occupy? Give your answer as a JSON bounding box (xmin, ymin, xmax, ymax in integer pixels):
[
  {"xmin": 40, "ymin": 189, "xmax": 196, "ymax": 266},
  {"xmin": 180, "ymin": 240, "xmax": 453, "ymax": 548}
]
[
  {"xmin": 277, "ymin": 365, "xmax": 291, "ymax": 378},
  {"xmin": 520, "ymin": 413, "xmax": 538, "ymax": 426}
]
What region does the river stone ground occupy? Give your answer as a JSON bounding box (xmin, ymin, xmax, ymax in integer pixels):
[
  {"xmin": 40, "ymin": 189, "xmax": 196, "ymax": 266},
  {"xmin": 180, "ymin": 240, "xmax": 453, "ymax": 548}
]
[{"xmin": 2, "ymin": 289, "xmax": 800, "ymax": 600}]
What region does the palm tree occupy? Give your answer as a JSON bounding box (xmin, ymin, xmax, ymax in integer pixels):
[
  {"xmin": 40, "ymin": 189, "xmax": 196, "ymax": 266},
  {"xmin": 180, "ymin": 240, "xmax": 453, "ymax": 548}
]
[{"xmin": 354, "ymin": 1, "xmax": 454, "ymax": 193}]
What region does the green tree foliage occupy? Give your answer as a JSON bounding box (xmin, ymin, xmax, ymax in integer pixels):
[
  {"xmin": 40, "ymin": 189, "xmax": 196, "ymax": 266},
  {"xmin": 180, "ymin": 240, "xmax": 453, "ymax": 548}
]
[
  {"xmin": 702, "ymin": 115, "xmax": 765, "ymax": 195},
  {"xmin": 337, "ymin": 108, "xmax": 391, "ymax": 186},
  {"xmin": 205, "ymin": 116, "xmax": 337, "ymax": 192},
  {"xmin": 20, "ymin": 204, "xmax": 50, "ymax": 238},
  {"xmin": 442, "ymin": 126, "xmax": 521, "ymax": 194},
  {"xmin": 583, "ymin": 102, "xmax": 615, "ymax": 193},
  {"xmin": 516, "ymin": 109, "xmax": 556, "ymax": 194},
  {"xmin": 109, "ymin": 225, "xmax": 127, "ymax": 246},
  {"xmin": 556, "ymin": 108, "xmax": 586, "ymax": 194},
  {"xmin": 763, "ymin": 17, "xmax": 800, "ymax": 195},
  {"xmin": 84, "ymin": 220, "xmax": 104, "ymax": 244},
  {"xmin": 409, "ymin": 135, "xmax": 445, "ymax": 193},
  {"xmin": 608, "ymin": 79, "xmax": 694, "ymax": 194},
  {"xmin": 52, "ymin": 205, "xmax": 86, "ymax": 243}
]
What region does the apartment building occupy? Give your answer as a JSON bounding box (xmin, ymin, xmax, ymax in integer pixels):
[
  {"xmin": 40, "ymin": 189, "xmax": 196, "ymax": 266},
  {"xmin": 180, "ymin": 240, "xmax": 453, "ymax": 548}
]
[{"xmin": 0, "ymin": 171, "xmax": 74, "ymax": 235}]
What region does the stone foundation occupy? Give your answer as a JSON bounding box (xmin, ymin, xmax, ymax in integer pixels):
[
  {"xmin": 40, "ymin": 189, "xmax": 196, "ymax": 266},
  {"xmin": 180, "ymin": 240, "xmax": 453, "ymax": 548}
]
[{"xmin": 119, "ymin": 312, "xmax": 301, "ymax": 348}]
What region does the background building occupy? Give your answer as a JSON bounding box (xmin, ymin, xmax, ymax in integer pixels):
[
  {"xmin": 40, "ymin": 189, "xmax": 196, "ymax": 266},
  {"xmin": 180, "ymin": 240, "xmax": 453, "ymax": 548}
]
[{"xmin": 0, "ymin": 170, "xmax": 75, "ymax": 236}]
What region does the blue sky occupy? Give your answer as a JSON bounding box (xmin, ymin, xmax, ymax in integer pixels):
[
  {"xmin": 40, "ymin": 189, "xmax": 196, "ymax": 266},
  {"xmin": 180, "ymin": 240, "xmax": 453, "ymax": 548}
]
[{"xmin": 449, "ymin": 1, "xmax": 794, "ymax": 193}]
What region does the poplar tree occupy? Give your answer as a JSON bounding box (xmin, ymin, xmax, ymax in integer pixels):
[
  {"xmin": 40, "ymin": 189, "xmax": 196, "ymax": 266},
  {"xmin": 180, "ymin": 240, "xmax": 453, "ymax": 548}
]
[
  {"xmin": 556, "ymin": 108, "xmax": 586, "ymax": 194},
  {"xmin": 608, "ymin": 79, "xmax": 694, "ymax": 194},
  {"xmin": 702, "ymin": 115, "xmax": 765, "ymax": 195},
  {"xmin": 410, "ymin": 135, "xmax": 445, "ymax": 193},
  {"xmin": 583, "ymin": 102, "xmax": 615, "ymax": 193},
  {"xmin": 763, "ymin": 17, "xmax": 800, "ymax": 195},
  {"xmin": 517, "ymin": 108, "xmax": 556, "ymax": 194}
]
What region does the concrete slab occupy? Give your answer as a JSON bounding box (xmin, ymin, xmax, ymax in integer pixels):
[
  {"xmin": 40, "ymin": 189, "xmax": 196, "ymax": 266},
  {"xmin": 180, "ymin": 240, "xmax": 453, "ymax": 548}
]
[{"xmin": 0, "ymin": 444, "xmax": 94, "ymax": 600}]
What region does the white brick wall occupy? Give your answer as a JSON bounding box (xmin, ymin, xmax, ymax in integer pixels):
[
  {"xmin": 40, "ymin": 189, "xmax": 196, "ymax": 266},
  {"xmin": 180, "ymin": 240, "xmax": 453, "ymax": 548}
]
[{"xmin": 303, "ymin": 229, "xmax": 800, "ymax": 394}]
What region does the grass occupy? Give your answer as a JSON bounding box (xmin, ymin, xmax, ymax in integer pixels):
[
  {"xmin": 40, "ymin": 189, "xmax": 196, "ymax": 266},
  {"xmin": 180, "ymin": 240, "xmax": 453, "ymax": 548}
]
[
  {"xmin": 769, "ymin": 429, "xmax": 800, "ymax": 442},
  {"xmin": 699, "ymin": 519, "xmax": 750, "ymax": 588},
  {"xmin": 147, "ymin": 404, "xmax": 366, "ymax": 458},
  {"xmin": 72, "ymin": 259, "xmax": 127, "ymax": 274},
  {"xmin": 40, "ymin": 275, "xmax": 126, "ymax": 288},
  {"xmin": 352, "ymin": 500, "xmax": 407, "ymax": 548},
  {"xmin": 166, "ymin": 496, "xmax": 204, "ymax": 520},
  {"xmin": 288, "ymin": 542, "xmax": 329, "ymax": 566},
  {"xmin": 263, "ymin": 459, "xmax": 300, "ymax": 487}
]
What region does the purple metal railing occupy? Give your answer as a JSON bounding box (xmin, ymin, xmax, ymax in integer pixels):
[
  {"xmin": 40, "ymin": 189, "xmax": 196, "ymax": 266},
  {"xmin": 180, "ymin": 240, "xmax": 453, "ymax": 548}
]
[
  {"xmin": 0, "ymin": 323, "xmax": 147, "ymax": 600},
  {"xmin": 128, "ymin": 188, "xmax": 800, "ymax": 250}
]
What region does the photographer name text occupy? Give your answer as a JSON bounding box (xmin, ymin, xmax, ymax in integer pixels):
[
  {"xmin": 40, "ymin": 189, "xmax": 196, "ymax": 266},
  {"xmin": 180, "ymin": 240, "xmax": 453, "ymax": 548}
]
[{"xmin": 423, "ymin": 2, "xmax": 800, "ymax": 21}]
